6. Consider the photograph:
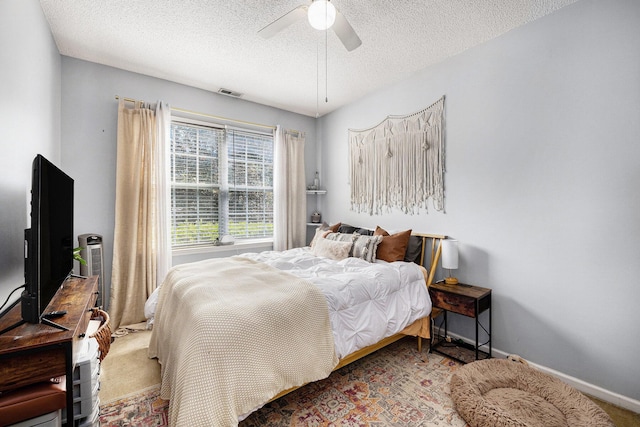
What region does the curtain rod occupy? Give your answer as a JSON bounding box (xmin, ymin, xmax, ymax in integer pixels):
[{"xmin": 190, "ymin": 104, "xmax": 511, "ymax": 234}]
[{"xmin": 115, "ymin": 95, "xmax": 276, "ymax": 131}]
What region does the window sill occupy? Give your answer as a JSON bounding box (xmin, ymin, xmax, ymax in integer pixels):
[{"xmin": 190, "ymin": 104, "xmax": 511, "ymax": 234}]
[{"xmin": 172, "ymin": 238, "xmax": 273, "ymax": 256}]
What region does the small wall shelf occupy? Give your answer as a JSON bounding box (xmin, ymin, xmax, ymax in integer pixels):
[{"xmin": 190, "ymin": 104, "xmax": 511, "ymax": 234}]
[{"xmin": 306, "ymin": 189, "xmax": 326, "ymax": 229}]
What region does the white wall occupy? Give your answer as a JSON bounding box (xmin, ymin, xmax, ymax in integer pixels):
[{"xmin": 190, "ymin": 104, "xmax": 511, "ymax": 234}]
[
  {"xmin": 319, "ymin": 0, "xmax": 640, "ymax": 402},
  {"xmin": 60, "ymin": 58, "xmax": 318, "ymax": 308},
  {"xmin": 0, "ymin": 0, "xmax": 61, "ymax": 308}
]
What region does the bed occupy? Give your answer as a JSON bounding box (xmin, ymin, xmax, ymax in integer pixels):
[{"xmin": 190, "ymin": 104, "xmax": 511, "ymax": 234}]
[{"xmin": 147, "ymin": 226, "xmax": 445, "ymax": 426}]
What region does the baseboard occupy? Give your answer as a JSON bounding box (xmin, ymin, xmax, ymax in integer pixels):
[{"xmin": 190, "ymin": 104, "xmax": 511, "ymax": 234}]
[{"xmin": 441, "ymin": 331, "xmax": 640, "ymax": 414}]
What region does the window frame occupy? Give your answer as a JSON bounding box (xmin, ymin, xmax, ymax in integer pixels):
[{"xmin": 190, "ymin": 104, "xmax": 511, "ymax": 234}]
[{"xmin": 169, "ymin": 116, "xmax": 275, "ymax": 251}]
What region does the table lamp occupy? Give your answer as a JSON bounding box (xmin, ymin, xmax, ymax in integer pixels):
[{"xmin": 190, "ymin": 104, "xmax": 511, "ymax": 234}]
[{"xmin": 441, "ymin": 238, "xmax": 459, "ymax": 285}]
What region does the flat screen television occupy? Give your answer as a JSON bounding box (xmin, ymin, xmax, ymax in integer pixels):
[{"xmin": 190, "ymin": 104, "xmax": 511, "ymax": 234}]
[{"xmin": 21, "ymin": 154, "xmax": 74, "ymax": 324}]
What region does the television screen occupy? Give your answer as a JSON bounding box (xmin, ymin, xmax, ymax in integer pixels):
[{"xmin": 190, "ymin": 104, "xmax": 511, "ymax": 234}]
[{"xmin": 21, "ymin": 154, "xmax": 74, "ymax": 323}]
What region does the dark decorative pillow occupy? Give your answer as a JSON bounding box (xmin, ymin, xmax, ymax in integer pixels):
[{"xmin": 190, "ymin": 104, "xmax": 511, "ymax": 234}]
[
  {"xmin": 404, "ymin": 235, "xmax": 423, "ymax": 263},
  {"xmin": 373, "ymin": 226, "xmax": 412, "ymax": 262},
  {"xmin": 337, "ymin": 224, "xmax": 358, "ymax": 234},
  {"xmin": 355, "ymin": 228, "xmax": 374, "ymax": 236}
]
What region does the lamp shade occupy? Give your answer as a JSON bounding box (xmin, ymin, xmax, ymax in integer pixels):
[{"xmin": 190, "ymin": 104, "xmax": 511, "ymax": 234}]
[
  {"xmin": 441, "ymin": 239, "xmax": 459, "ymax": 270},
  {"xmin": 308, "ymin": 0, "xmax": 336, "ymax": 30}
]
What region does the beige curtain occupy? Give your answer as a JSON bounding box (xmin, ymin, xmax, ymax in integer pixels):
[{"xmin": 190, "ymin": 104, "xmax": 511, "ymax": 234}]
[
  {"xmin": 154, "ymin": 102, "xmax": 172, "ymax": 291},
  {"xmin": 273, "ymin": 126, "xmax": 306, "ymax": 250},
  {"xmin": 110, "ymin": 99, "xmax": 169, "ymax": 329}
]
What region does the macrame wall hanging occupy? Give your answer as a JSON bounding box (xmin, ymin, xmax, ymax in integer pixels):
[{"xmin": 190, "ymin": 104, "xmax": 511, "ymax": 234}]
[{"xmin": 349, "ymin": 96, "xmax": 445, "ymax": 215}]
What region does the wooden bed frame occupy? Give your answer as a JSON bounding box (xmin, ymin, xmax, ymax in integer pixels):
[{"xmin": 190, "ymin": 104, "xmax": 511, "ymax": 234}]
[{"xmin": 270, "ymin": 232, "xmax": 446, "ymax": 402}]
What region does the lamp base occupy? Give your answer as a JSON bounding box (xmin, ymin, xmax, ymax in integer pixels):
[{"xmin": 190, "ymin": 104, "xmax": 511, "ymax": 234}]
[{"xmin": 444, "ymin": 277, "xmax": 459, "ymax": 285}]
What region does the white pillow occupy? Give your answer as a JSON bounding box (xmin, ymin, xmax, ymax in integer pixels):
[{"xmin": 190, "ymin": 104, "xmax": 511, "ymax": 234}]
[
  {"xmin": 311, "ymin": 237, "xmax": 352, "ymax": 260},
  {"xmin": 309, "ymin": 227, "xmax": 329, "ymax": 248}
]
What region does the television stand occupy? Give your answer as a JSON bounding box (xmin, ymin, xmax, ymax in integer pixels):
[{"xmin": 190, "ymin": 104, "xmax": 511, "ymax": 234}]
[{"xmin": 0, "ymin": 275, "xmax": 99, "ymax": 426}]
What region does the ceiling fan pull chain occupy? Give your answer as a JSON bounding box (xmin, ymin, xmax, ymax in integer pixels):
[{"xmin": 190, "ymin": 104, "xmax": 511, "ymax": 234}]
[
  {"xmin": 316, "ymin": 35, "xmax": 320, "ymax": 117},
  {"xmin": 325, "ymin": 24, "xmax": 329, "ymax": 103}
]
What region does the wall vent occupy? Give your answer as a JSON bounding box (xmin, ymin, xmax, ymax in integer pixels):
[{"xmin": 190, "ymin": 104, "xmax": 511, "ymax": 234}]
[{"xmin": 218, "ymin": 88, "xmax": 243, "ymax": 98}]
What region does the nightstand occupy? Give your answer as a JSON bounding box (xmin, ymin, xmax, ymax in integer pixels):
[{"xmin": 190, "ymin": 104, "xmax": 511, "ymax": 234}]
[{"xmin": 429, "ymin": 281, "xmax": 491, "ymax": 363}]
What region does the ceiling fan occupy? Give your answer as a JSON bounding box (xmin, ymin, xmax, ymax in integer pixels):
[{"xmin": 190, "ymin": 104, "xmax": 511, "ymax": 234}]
[{"xmin": 258, "ymin": 0, "xmax": 362, "ymax": 52}]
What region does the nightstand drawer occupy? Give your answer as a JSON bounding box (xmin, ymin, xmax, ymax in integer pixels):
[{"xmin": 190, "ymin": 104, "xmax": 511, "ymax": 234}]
[{"xmin": 429, "ymin": 289, "xmax": 476, "ymax": 317}]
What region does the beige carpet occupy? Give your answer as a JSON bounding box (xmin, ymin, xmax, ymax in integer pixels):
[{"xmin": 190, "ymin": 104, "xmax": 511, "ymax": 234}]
[{"xmin": 99, "ymin": 328, "xmax": 161, "ymax": 403}]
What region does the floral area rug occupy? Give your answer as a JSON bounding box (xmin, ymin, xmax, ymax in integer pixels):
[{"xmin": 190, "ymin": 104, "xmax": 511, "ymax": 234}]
[
  {"xmin": 100, "ymin": 386, "xmax": 168, "ymax": 426},
  {"xmin": 99, "ymin": 338, "xmax": 468, "ymax": 426}
]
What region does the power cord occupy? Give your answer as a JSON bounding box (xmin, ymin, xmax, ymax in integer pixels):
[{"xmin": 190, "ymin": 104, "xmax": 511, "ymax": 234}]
[
  {"xmin": 0, "ymin": 284, "xmax": 25, "ymax": 317},
  {"xmin": 432, "ymin": 314, "xmax": 448, "ymax": 345}
]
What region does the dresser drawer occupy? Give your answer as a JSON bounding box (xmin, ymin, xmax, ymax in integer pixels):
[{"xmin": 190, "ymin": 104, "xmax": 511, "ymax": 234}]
[{"xmin": 429, "ymin": 289, "xmax": 476, "ymax": 317}]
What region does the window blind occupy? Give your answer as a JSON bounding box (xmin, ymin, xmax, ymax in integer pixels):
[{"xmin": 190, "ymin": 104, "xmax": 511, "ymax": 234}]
[{"xmin": 170, "ymin": 120, "xmax": 273, "ymax": 248}]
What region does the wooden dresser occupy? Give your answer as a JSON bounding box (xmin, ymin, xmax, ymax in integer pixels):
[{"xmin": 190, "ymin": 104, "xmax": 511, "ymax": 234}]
[{"xmin": 0, "ymin": 275, "xmax": 99, "ymax": 425}]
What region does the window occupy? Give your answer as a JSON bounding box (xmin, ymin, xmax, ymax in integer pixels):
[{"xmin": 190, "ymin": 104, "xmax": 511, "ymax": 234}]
[{"xmin": 170, "ymin": 119, "xmax": 274, "ymax": 248}]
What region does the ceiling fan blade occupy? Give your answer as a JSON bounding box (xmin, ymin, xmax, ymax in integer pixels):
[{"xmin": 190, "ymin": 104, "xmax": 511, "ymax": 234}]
[
  {"xmin": 332, "ymin": 9, "xmax": 362, "ymax": 51},
  {"xmin": 258, "ymin": 5, "xmax": 308, "ymax": 39}
]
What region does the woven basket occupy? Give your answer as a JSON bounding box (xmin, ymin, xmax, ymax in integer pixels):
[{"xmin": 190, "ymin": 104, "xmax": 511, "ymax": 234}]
[{"xmin": 89, "ymin": 308, "xmax": 111, "ymax": 362}]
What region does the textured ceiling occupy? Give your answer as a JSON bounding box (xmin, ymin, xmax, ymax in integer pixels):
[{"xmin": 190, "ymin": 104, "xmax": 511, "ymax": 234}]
[{"xmin": 40, "ymin": 0, "xmax": 579, "ymax": 117}]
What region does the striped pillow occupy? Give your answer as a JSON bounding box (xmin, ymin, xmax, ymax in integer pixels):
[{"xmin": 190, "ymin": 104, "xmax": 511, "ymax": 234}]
[{"xmin": 351, "ymin": 234, "xmax": 383, "ymax": 263}]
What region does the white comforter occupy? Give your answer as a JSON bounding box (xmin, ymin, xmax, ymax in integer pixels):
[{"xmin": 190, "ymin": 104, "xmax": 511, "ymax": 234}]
[
  {"xmin": 145, "ymin": 248, "xmax": 432, "ymax": 425},
  {"xmin": 146, "ymin": 247, "xmax": 431, "ymax": 359},
  {"xmin": 241, "ymin": 247, "xmax": 431, "ymax": 358}
]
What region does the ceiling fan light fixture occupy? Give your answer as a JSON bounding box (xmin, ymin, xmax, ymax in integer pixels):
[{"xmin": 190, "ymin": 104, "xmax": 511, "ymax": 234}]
[{"xmin": 308, "ymin": 0, "xmax": 336, "ymax": 30}]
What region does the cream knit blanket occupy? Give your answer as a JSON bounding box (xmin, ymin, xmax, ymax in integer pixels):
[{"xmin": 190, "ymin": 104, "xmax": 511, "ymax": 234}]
[{"xmin": 148, "ymin": 257, "xmax": 338, "ymax": 426}]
